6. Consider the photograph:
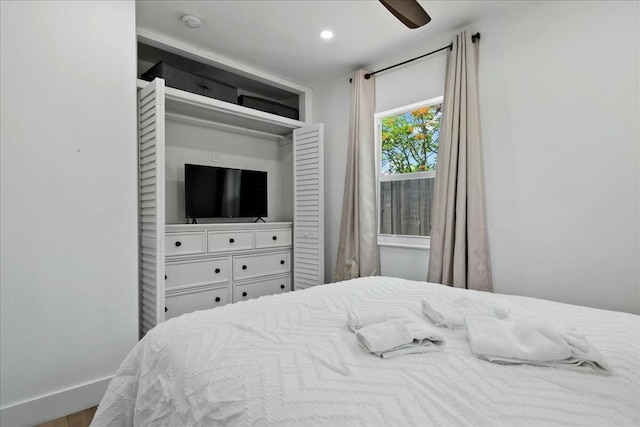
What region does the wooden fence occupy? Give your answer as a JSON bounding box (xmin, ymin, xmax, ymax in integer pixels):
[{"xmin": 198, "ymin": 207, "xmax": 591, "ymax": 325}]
[{"xmin": 379, "ymin": 177, "xmax": 434, "ymax": 236}]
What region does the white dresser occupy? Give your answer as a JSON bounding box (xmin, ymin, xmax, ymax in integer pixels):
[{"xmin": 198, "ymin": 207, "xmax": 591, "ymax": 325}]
[{"xmin": 163, "ymin": 222, "xmax": 292, "ymax": 320}]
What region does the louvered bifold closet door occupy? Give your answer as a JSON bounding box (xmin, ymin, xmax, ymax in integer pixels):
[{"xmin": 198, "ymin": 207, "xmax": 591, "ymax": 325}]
[
  {"xmin": 293, "ymin": 124, "xmax": 324, "ymax": 290},
  {"xmin": 138, "ymin": 79, "xmax": 166, "ymax": 337}
]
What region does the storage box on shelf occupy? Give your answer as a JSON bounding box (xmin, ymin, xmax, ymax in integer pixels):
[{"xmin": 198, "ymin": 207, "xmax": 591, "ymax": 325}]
[
  {"xmin": 163, "ymin": 222, "xmax": 292, "ymax": 320},
  {"xmin": 142, "ymin": 61, "xmax": 237, "ymax": 104},
  {"xmin": 238, "ymin": 95, "xmax": 299, "ymax": 120}
]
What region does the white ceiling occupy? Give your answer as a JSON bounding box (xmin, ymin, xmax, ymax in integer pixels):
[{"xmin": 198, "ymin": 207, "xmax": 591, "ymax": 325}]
[{"xmin": 136, "ymin": 1, "xmax": 506, "ymax": 87}]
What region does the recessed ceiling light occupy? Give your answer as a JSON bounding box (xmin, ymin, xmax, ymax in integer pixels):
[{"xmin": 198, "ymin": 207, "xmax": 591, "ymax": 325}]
[
  {"xmin": 320, "ymin": 30, "xmax": 334, "ymax": 40},
  {"xmin": 182, "ymin": 14, "xmax": 202, "ymax": 29}
]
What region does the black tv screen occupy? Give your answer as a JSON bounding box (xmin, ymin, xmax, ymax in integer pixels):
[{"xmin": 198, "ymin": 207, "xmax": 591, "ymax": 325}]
[{"xmin": 185, "ymin": 164, "xmax": 267, "ymax": 219}]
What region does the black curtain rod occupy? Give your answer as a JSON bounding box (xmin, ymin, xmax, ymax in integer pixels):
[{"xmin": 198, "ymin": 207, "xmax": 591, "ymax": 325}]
[
  {"xmin": 364, "ymin": 44, "xmax": 452, "ymax": 80},
  {"xmin": 350, "ymin": 32, "xmax": 480, "ymax": 83}
]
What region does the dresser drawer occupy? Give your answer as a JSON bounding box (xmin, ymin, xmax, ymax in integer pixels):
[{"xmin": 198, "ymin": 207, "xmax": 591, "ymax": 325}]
[
  {"xmin": 166, "ymin": 232, "xmax": 206, "ymax": 257},
  {"xmin": 208, "ymin": 230, "xmax": 253, "ymax": 253},
  {"xmin": 234, "ymin": 275, "xmax": 290, "ymax": 302},
  {"xmin": 233, "ymin": 251, "xmax": 291, "ymax": 281},
  {"xmin": 165, "ymin": 258, "xmax": 229, "ymax": 290},
  {"xmin": 165, "ymin": 287, "xmax": 230, "ymax": 320},
  {"xmin": 255, "ymin": 228, "xmax": 292, "ymax": 249}
]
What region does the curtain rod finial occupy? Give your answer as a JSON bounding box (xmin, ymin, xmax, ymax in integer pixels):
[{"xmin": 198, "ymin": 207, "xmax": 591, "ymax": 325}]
[
  {"xmin": 364, "ymin": 73, "xmax": 371, "ymax": 80},
  {"xmin": 472, "ymin": 32, "xmax": 481, "ymax": 43}
]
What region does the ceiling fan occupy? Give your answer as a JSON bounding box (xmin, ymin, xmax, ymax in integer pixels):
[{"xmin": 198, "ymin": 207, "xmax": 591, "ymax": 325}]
[{"xmin": 379, "ymin": 0, "xmax": 431, "ymax": 29}]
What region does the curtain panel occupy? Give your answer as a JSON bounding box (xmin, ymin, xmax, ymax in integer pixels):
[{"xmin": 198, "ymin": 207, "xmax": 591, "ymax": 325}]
[
  {"xmin": 427, "ymin": 32, "xmax": 492, "ymax": 292},
  {"xmin": 335, "ymin": 69, "xmax": 379, "ymax": 281}
]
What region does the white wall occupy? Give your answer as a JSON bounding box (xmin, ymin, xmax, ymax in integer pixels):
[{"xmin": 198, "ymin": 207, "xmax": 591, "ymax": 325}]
[
  {"xmin": 373, "ymin": 33, "xmax": 450, "ymax": 113},
  {"xmin": 0, "ymin": 1, "xmax": 138, "ymax": 426},
  {"xmin": 279, "ymin": 141, "xmax": 294, "ymax": 221},
  {"xmin": 475, "ymin": 1, "xmax": 639, "ymax": 313},
  {"xmin": 164, "ymin": 119, "xmax": 293, "ymax": 224},
  {"xmin": 313, "ymin": 74, "xmax": 352, "ymax": 281},
  {"xmin": 315, "ymin": 1, "xmax": 639, "ymax": 314}
]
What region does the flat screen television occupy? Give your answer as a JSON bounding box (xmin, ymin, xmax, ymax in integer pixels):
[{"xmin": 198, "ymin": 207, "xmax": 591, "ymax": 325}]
[{"xmin": 185, "ymin": 164, "xmax": 267, "ymax": 219}]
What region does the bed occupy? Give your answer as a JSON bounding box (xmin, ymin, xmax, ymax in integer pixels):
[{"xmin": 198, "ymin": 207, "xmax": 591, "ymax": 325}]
[{"xmin": 91, "ymin": 277, "xmax": 640, "ymax": 426}]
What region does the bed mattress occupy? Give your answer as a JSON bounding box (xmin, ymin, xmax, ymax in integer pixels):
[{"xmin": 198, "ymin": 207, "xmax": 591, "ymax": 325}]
[{"xmin": 91, "ymin": 277, "xmax": 640, "ymax": 426}]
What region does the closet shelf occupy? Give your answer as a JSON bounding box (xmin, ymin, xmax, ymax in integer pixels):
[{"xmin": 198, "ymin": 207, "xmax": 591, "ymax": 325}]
[{"xmin": 137, "ymin": 79, "xmax": 305, "ymax": 136}]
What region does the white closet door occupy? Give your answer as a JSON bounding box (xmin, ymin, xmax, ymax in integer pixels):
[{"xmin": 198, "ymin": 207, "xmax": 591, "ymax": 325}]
[
  {"xmin": 293, "ymin": 124, "xmax": 324, "ymax": 290},
  {"xmin": 138, "ymin": 79, "xmax": 166, "ymax": 337}
]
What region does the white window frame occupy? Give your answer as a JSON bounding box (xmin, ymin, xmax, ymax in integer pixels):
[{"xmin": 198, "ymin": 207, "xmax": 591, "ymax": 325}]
[{"xmin": 375, "ymin": 96, "xmax": 443, "ymax": 249}]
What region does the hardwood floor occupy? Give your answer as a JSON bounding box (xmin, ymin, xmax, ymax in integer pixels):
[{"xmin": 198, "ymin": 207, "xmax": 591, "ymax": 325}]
[{"xmin": 35, "ymin": 406, "xmax": 97, "ymax": 427}]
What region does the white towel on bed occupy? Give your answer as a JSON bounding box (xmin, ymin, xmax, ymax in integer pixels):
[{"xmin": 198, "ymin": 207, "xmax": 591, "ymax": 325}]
[
  {"xmin": 347, "ymin": 307, "xmax": 407, "ymax": 332},
  {"xmin": 347, "ymin": 307, "xmax": 388, "ymax": 332},
  {"xmin": 356, "ymin": 319, "xmax": 445, "ymax": 359},
  {"xmin": 421, "ymin": 297, "xmax": 510, "ymax": 328},
  {"xmin": 465, "ymin": 316, "xmax": 611, "ymax": 374}
]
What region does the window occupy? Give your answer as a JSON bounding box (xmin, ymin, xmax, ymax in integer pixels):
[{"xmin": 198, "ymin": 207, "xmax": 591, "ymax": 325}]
[{"xmin": 376, "ymin": 97, "xmax": 443, "ymax": 248}]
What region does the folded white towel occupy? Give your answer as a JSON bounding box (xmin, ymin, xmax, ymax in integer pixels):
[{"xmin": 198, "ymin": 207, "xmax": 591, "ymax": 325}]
[
  {"xmin": 559, "ymin": 329, "xmax": 590, "ymax": 353},
  {"xmin": 465, "ymin": 316, "xmax": 611, "ymax": 374},
  {"xmin": 347, "ymin": 307, "xmax": 393, "ymax": 332},
  {"xmin": 356, "ymin": 320, "xmax": 445, "ymax": 359},
  {"xmin": 466, "ymin": 316, "xmax": 571, "ymax": 361},
  {"xmin": 421, "ymin": 297, "xmax": 510, "ymax": 328}
]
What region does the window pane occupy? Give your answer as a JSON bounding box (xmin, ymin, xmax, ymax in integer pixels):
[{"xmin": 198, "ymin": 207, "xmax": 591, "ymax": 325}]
[
  {"xmin": 379, "ymin": 177, "xmax": 434, "ymax": 236},
  {"xmin": 381, "ymin": 104, "xmax": 442, "ymax": 175}
]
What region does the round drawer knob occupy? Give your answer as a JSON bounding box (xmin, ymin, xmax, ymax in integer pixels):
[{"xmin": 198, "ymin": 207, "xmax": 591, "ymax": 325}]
[
  {"xmin": 280, "ymin": 260, "xmax": 285, "ymax": 265},
  {"xmin": 280, "ymin": 284, "xmax": 285, "ymax": 289},
  {"xmin": 229, "ymin": 238, "xmax": 235, "ymax": 243},
  {"xmin": 242, "ymin": 292, "xmax": 247, "ymax": 297},
  {"xmin": 272, "ymin": 235, "xmax": 277, "ymax": 240},
  {"xmin": 164, "ymin": 307, "xmax": 168, "ymax": 313},
  {"xmin": 215, "ymin": 296, "xmax": 221, "ymax": 302},
  {"xmin": 242, "ymin": 265, "xmax": 247, "ymax": 270},
  {"xmin": 175, "ymin": 241, "xmax": 182, "ymax": 247},
  {"xmin": 215, "ymin": 268, "xmax": 221, "ymax": 274}
]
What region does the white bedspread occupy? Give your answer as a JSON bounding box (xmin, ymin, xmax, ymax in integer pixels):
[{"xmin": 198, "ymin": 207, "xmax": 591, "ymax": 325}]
[{"xmin": 91, "ymin": 277, "xmax": 640, "ymax": 426}]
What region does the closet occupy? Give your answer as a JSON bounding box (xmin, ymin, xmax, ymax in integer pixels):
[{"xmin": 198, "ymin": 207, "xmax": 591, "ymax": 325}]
[{"xmin": 137, "ymin": 32, "xmax": 324, "ymax": 336}]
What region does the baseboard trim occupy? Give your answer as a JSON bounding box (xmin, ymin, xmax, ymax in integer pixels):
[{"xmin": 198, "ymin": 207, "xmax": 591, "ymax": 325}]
[{"xmin": 0, "ymin": 376, "xmax": 112, "ymax": 427}]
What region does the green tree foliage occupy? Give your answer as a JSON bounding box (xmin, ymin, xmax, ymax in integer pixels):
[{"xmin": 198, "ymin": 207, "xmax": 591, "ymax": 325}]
[{"xmin": 381, "ymin": 104, "xmax": 442, "ymax": 174}]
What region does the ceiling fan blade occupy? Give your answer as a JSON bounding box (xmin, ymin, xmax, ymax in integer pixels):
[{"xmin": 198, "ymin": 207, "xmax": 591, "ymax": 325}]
[{"xmin": 379, "ymin": 0, "xmax": 431, "ymax": 29}]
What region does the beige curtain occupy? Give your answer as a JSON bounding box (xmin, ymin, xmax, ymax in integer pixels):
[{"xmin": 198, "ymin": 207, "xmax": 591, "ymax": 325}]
[
  {"xmin": 427, "ymin": 32, "xmax": 492, "ymax": 292},
  {"xmin": 335, "ymin": 70, "xmax": 379, "ymax": 281}
]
